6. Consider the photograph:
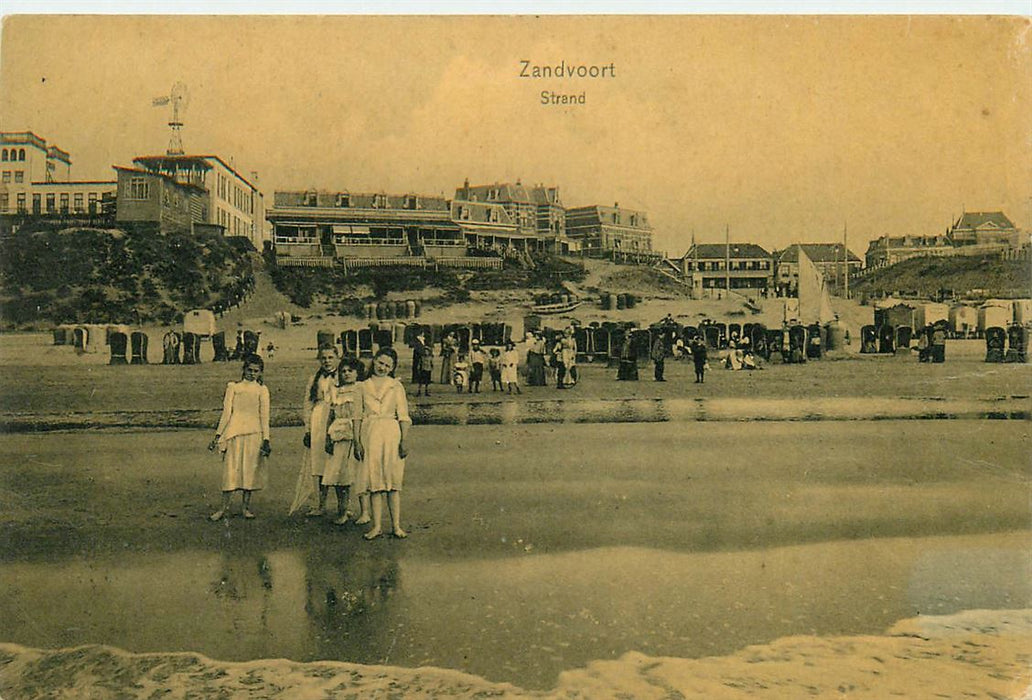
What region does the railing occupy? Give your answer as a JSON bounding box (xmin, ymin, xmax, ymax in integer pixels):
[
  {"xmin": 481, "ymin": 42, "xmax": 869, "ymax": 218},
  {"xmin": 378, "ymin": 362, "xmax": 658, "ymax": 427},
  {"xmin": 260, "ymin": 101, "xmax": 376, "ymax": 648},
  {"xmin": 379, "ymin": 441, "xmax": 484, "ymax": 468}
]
[
  {"xmin": 435, "ymin": 256, "xmax": 503, "ymax": 270},
  {"xmin": 336, "ymin": 238, "xmax": 407, "ymax": 246},
  {"xmin": 277, "ymin": 257, "xmax": 337, "ymax": 268},
  {"xmin": 342, "ymin": 257, "xmax": 428, "ymax": 272}
]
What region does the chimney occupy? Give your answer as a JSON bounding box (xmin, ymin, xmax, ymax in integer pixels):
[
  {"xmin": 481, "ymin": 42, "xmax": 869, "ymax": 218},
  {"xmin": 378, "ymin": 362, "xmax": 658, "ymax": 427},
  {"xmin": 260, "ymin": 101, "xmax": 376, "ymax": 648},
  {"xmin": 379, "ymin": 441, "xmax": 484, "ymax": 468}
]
[{"xmin": 614, "ymin": 202, "xmax": 619, "ymax": 208}]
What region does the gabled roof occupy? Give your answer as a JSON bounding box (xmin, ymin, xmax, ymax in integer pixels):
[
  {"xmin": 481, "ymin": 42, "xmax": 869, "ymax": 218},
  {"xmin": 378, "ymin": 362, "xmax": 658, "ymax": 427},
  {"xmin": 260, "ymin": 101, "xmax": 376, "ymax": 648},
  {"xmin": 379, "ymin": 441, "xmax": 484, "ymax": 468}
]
[
  {"xmin": 951, "ymin": 211, "xmax": 1015, "ymax": 231},
  {"xmin": 778, "ymin": 243, "xmax": 861, "ymax": 263},
  {"xmin": 457, "ymin": 182, "xmax": 533, "ymax": 204},
  {"xmin": 682, "ymin": 243, "xmax": 771, "ymax": 260},
  {"xmin": 528, "ymin": 185, "xmax": 562, "ymax": 206},
  {"xmin": 451, "ymin": 200, "xmax": 516, "ymax": 225}
]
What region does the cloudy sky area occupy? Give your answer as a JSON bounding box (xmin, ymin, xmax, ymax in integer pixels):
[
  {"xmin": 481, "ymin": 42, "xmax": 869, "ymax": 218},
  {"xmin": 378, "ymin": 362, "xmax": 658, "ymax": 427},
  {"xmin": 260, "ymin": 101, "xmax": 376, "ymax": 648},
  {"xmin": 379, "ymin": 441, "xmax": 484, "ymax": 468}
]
[{"xmin": 0, "ymin": 14, "xmax": 1028, "ymax": 256}]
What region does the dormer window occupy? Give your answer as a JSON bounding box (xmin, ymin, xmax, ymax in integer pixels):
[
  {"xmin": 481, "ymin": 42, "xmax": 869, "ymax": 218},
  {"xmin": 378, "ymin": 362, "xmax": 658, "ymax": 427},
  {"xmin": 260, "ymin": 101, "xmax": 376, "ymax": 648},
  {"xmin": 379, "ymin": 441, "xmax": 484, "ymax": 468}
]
[
  {"xmin": 337, "ymin": 193, "xmax": 350, "ymax": 208},
  {"xmin": 404, "ymin": 195, "xmax": 418, "ymax": 210},
  {"xmin": 488, "ymin": 207, "xmax": 499, "ymax": 223},
  {"xmin": 629, "ymin": 214, "xmax": 637, "ymax": 226},
  {"xmin": 488, "ymin": 188, "xmax": 499, "ymax": 201},
  {"xmin": 459, "ymin": 206, "xmax": 471, "ymax": 220},
  {"xmin": 611, "ymin": 212, "xmax": 619, "ymax": 224},
  {"xmin": 373, "ymin": 194, "xmax": 387, "ymax": 209},
  {"xmin": 304, "ymin": 191, "xmax": 317, "ymax": 207}
]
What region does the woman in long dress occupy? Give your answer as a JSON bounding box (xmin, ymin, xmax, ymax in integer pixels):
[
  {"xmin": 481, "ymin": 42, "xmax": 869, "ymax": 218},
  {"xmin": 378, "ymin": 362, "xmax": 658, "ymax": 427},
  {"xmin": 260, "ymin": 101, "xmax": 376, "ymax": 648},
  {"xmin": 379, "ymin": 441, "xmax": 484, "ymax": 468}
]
[
  {"xmin": 617, "ymin": 334, "xmax": 639, "ymax": 380},
  {"xmin": 439, "ymin": 332, "xmax": 457, "ymax": 386},
  {"xmin": 208, "ymin": 354, "xmax": 271, "ymax": 520},
  {"xmin": 525, "ymin": 332, "xmax": 547, "ymax": 386},
  {"xmin": 360, "ymin": 347, "xmax": 412, "ymax": 540},
  {"xmin": 302, "ymin": 344, "xmax": 339, "ymax": 517}
]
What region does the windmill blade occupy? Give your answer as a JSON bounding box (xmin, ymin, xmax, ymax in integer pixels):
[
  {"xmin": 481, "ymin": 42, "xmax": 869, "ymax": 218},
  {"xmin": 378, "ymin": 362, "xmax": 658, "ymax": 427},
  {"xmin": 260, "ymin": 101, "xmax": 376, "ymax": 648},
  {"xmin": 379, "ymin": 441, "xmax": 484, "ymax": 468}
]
[{"xmin": 171, "ymin": 81, "xmax": 190, "ymax": 111}]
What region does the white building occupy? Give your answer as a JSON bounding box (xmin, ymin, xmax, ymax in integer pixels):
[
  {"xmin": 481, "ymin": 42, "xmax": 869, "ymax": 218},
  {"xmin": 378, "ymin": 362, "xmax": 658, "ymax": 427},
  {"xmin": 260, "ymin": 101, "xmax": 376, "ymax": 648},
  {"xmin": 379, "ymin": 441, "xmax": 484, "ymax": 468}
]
[
  {"xmin": 0, "ymin": 131, "xmax": 115, "ymax": 217},
  {"xmin": 131, "ymin": 154, "xmax": 266, "ymax": 248}
]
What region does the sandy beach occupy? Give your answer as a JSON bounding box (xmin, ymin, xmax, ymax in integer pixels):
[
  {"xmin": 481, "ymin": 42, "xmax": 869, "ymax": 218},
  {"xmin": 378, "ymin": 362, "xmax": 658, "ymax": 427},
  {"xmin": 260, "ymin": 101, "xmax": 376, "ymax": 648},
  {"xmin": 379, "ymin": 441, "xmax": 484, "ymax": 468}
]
[{"xmin": 1, "ymin": 290, "xmax": 1030, "ymax": 699}]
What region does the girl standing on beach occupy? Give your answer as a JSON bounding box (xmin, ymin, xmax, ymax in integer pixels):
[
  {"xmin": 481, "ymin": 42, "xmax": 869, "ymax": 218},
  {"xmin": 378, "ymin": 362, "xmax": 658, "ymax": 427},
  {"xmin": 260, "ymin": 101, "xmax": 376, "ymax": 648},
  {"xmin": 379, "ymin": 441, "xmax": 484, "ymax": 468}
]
[
  {"xmin": 208, "ymin": 354, "xmax": 271, "ymax": 521},
  {"xmin": 501, "ymin": 341, "xmax": 522, "ymax": 394},
  {"xmin": 360, "ymin": 347, "xmax": 411, "ymax": 540},
  {"xmin": 323, "ymin": 356, "xmax": 366, "ymax": 525},
  {"xmin": 302, "ymin": 344, "xmax": 339, "ymax": 517}
]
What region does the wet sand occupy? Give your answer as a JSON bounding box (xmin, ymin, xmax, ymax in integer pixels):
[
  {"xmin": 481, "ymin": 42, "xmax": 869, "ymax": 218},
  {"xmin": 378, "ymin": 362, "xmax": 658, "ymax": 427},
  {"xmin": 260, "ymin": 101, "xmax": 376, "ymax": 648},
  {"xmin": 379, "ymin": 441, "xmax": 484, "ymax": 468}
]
[{"xmin": 0, "ymin": 422, "xmax": 1029, "ymax": 696}]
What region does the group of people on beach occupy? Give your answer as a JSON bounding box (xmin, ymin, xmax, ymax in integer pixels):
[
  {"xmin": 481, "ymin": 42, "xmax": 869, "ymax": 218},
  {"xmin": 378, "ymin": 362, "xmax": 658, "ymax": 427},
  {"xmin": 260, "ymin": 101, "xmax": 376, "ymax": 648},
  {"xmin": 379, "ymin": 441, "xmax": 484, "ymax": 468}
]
[
  {"xmin": 410, "ymin": 327, "xmax": 582, "ymax": 394},
  {"xmin": 208, "ymin": 345, "xmax": 411, "ymax": 540}
]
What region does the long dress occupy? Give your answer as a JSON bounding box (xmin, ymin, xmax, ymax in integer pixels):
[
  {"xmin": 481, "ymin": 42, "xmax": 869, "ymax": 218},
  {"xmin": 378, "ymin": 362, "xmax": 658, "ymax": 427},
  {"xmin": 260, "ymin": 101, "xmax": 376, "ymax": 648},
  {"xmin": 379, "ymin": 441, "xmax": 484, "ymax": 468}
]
[
  {"xmin": 439, "ymin": 337, "xmax": 457, "ymax": 385},
  {"xmin": 360, "ymin": 376, "xmax": 411, "ymax": 493},
  {"xmin": 617, "ymin": 341, "xmax": 639, "ymax": 380},
  {"xmin": 304, "ymin": 373, "xmax": 336, "ymax": 478},
  {"xmin": 214, "ymin": 379, "xmax": 270, "ymax": 492},
  {"xmin": 323, "ymin": 383, "xmax": 363, "ymax": 488},
  {"xmin": 501, "ymin": 348, "xmax": 519, "ymax": 384},
  {"xmin": 526, "ymin": 338, "xmax": 546, "ymax": 386}
]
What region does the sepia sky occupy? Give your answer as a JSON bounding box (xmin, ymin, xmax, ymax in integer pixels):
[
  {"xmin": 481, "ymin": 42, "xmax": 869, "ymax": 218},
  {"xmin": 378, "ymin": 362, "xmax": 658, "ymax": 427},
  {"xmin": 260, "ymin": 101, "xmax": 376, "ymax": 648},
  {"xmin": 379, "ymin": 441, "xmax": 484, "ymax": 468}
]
[{"xmin": 0, "ymin": 14, "xmax": 1029, "ymax": 256}]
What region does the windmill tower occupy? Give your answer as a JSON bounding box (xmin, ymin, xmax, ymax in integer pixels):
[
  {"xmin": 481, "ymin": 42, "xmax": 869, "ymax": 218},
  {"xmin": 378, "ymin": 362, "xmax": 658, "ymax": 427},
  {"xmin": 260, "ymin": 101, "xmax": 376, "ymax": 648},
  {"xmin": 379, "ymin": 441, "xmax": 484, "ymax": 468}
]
[{"xmin": 151, "ymin": 82, "xmax": 190, "ymax": 156}]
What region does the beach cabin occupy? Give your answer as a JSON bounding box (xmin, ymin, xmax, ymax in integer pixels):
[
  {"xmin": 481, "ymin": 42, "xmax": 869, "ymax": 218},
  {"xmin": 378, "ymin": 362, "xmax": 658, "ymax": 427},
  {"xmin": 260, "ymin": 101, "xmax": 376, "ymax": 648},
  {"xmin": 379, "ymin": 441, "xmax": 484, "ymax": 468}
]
[
  {"xmin": 184, "ymin": 309, "xmax": 217, "ymax": 338},
  {"xmin": 949, "ymin": 305, "xmax": 978, "ymax": 338},
  {"xmin": 873, "ymin": 301, "xmax": 915, "ymax": 331},
  {"xmin": 1012, "ymin": 299, "xmax": 1032, "ymax": 327},
  {"xmin": 914, "ymin": 302, "xmax": 949, "ymax": 330},
  {"xmin": 977, "ymin": 301, "xmax": 1013, "ymax": 335}
]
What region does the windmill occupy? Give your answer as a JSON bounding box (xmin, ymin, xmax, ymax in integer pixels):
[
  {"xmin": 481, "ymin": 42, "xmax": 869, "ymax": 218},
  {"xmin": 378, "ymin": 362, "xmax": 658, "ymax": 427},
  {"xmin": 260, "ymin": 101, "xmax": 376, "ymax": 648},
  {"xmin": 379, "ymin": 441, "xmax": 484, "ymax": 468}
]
[{"xmin": 151, "ymin": 82, "xmax": 190, "ymax": 156}]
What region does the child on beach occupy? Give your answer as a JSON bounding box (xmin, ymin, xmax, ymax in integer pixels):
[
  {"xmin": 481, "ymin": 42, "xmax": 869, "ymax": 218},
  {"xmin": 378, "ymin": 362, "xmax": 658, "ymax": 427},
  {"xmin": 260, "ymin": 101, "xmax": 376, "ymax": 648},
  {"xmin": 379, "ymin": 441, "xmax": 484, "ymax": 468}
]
[
  {"xmin": 501, "ymin": 341, "xmax": 522, "ymax": 394},
  {"xmin": 452, "ymin": 354, "xmax": 469, "ymax": 393},
  {"xmin": 467, "ymin": 339, "xmax": 486, "ymax": 394},
  {"xmin": 208, "ymin": 354, "xmax": 271, "ymax": 521},
  {"xmin": 488, "ymin": 348, "xmax": 503, "ymax": 391},
  {"xmin": 302, "ymin": 344, "xmax": 339, "ymax": 517},
  {"xmin": 359, "ymin": 347, "xmax": 411, "ymax": 539},
  {"xmin": 323, "ymin": 356, "xmax": 366, "ymax": 525}
]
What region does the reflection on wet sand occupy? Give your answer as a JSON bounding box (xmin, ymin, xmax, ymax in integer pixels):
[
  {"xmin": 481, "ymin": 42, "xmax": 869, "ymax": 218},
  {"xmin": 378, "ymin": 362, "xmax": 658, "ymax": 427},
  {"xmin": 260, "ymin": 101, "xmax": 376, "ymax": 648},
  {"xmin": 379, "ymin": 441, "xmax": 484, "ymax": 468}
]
[
  {"xmin": 301, "ymin": 540, "xmax": 400, "ymax": 663},
  {"xmin": 0, "ymin": 530, "xmax": 1026, "ymax": 690}
]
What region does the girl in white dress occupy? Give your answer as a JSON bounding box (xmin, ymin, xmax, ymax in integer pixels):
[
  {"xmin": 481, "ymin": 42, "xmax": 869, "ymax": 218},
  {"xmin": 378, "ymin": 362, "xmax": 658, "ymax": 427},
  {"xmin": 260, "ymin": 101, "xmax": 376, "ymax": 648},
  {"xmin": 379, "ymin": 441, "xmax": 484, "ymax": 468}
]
[
  {"xmin": 303, "ymin": 344, "xmax": 339, "ymax": 517},
  {"xmin": 360, "ymin": 347, "xmax": 411, "ymax": 540},
  {"xmin": 501, "ymin": 341, "xmax": 522, "ymax": 394},
  {"xmin": 323, "ymin": 356, "xmax": 365, "ymax": 525},
  {"xmin": 208, "ymin": 354, "xmax": 271, "ymax": 520}
]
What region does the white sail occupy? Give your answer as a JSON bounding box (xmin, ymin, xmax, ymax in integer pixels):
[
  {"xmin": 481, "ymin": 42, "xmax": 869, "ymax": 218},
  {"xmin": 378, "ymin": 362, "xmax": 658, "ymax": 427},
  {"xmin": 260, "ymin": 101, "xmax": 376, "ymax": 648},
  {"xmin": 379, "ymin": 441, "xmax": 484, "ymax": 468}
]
[{"xmin": 798, "ymin": 248, "xmax": 836, "ymax": 325}]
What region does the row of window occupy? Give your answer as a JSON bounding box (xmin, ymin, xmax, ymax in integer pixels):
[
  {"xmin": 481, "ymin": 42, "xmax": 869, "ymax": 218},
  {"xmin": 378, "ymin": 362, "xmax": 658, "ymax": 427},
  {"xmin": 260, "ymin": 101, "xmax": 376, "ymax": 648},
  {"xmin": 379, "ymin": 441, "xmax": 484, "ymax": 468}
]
[
  {"xmin": 1, "ymin": 170, "xmax": 25, "ymax": 183},
  {"xmin": 217, "ymin": 172, "xmax": 254, "ymax": 216},
  {"xmin": 217, "ymin": 207, "xmax": 251, "ymax": 237},
  {"xmin": 305, "ymin": 193, "xmax": 402, "ymax": 209},
  {"xmin": 685, "ymin": 260, "xmax": 772, "ymax": 271},
  {"xmin": 0, "ymin": 191, "xmax": 102, "ymax": 214},
  {"xmin": 1, "ymin": 148, "xmax": 27, "ymax": 162}
]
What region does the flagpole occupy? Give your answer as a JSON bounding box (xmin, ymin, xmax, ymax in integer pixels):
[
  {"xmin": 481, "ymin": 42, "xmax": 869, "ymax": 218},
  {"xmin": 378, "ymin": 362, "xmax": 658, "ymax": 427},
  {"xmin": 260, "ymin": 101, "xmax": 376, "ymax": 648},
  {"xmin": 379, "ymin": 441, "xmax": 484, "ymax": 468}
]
[
  {"xmin": 843, "ymin": 222, "xmax": 849, "ymax": 300},
  {"xmin": 724, "ymin": 224, "xmax": 730, "ymax": 296},
  {"xmin": 691, "ymin": 229, "xmax": 697, "ymax": 299}
]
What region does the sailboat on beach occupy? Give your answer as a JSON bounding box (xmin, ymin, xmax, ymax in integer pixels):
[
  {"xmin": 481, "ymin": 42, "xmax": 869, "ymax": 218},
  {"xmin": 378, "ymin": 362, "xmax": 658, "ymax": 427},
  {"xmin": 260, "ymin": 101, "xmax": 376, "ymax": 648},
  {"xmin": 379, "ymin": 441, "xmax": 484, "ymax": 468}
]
[{"xmin": 784, "ymin": 247, "xmax": 836, "ymax": 326}]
